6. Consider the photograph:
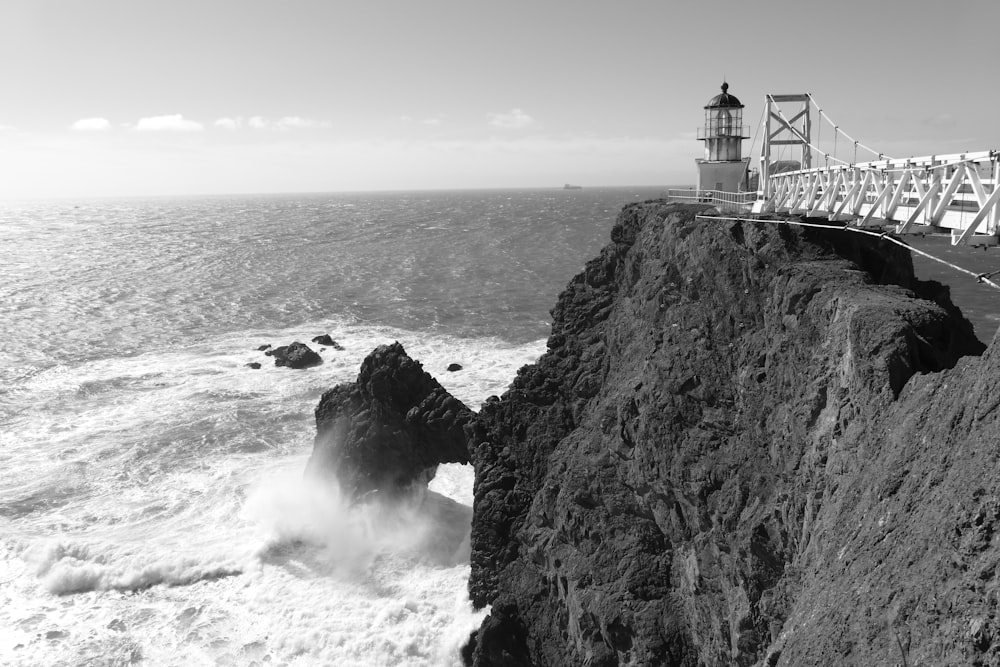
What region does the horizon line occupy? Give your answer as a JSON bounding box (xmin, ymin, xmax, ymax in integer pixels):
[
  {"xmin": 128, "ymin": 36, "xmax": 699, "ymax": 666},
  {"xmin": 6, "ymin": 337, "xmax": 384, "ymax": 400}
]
[{"xmin": 0, "ymin": 183, "xmax": 696, "ymax": 204}]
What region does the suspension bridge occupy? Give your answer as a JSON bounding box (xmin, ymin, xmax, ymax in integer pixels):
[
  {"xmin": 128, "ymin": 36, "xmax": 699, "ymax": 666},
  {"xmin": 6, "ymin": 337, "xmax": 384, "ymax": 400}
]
[{"xmin": 672, "ymin": 90, "xmax": 1000, "ymax": 246}]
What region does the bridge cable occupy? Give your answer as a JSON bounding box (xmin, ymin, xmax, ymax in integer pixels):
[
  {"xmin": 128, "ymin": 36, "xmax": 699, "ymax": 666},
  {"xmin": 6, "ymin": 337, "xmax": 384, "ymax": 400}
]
[
  {"xmin": 807, "ymin": 93, "xmax": 892, "ymax": 160},
  {"xmin": 746, "ymin": 103, "xmax": 766, "ymax": 188},
  {"xmin": 766, "ymin": 132, "xmax": 982, "ymax": 176},
  {"xmin": 816, "ymin": 110, "xmax": 823, "ymax": 168},
  {"xmin": 694, "ymin": 214, "xmax": 1000, "ymax": 291},
  {"xmin": 766, "ymin": 95, "xmax": 849, "ymax": 167}
]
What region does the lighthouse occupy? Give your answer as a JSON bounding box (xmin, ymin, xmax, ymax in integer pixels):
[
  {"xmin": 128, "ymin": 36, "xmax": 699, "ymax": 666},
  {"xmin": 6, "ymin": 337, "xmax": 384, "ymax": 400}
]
[{"xmin": 696, "ymin": 82, "xmax": 750, "ymax": 195}]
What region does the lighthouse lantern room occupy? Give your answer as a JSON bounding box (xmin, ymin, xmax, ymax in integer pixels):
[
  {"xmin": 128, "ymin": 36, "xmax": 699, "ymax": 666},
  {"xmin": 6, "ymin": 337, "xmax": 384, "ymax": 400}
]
[{"xmin": 696, "ymin": 82, "xmax": 750, "ymax": 195}]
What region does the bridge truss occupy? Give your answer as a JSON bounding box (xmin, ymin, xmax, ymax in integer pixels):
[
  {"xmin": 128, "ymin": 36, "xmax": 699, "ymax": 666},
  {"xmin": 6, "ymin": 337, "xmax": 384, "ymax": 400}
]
[{"xmin": 754, "ymin": 94, "xmax": 1000, "ymax": 245}]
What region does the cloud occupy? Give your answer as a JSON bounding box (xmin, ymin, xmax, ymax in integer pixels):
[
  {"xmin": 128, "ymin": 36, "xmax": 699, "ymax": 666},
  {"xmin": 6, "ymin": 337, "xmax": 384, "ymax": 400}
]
[
  {"xmin": 135, "ymin": 114, "xmax": 204, "ymax": 132},
  {"xmin": 71, "ymin": 117, "xmax": 111, "ymax": 131},
  {"xmin": 488, "ymin": 108, "xmax": 535, "ymax": 129},
  {"xmin": 275, "ymin": 116, "xmax": 330, "ymax": 130},
  {"xmin": 213, "ymin": 116, "xmax": 330, "ymax": 131}
]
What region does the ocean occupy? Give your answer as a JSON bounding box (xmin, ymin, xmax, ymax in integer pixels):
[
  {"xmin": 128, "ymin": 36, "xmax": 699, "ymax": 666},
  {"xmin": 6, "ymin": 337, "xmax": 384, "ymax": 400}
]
[
  {"xmin": 3, "ymin": 187, "xmax": 998, "ymax": 667},
  {"xmin": 0, "ymin": 187, "xmax": 666, "ymax": 666}
]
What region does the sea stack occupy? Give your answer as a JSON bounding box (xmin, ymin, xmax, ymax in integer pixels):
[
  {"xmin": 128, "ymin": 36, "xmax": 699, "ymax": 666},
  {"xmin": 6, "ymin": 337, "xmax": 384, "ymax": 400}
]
[{"xmin": 307, "ymin": 342, "xmax": 475, "ymax": 500}]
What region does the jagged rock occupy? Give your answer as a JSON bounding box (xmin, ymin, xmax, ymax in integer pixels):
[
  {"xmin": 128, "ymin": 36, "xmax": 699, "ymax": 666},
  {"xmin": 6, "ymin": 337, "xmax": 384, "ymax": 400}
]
[
  {"xmin": 265, "ymin": 342, "xmax": 322, "ymax": 369},
  {"xmin": 307, "ymin": 342, "xmax": 474, "ymax": 499},
  {"xmin": 447, "ymin": 363, "xmax": 463, "ymax": 372},
  {"xmin": 312, "ymin": 334, "xmax": 345, "ymax": 350},
  {"xmin": 466, "ymin": 202, "xmax": 986, "ymax": 666}
]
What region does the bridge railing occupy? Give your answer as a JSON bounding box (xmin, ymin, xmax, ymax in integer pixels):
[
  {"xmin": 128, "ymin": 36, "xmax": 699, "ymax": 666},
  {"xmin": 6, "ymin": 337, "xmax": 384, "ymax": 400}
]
[
  {"xmin": 760, "ymin": 150, "xmax": 1000, "ymax": 244},
  {"xmin": 666, "ymin": 188, "xmax": 756, "ymax": 213}
]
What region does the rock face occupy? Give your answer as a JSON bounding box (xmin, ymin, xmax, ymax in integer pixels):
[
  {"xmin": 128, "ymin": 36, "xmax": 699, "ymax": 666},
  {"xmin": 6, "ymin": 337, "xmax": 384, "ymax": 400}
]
[
  {"xmin": 307, "ymin": 342, "xmax": 474, "ymax": 499},
  {"xmin": 466, "ymin": 202, "xmax": 991, "ymax": 666},
  {"xmin": 266, "ymin": 341, "xmax": 322, "ymax": 368}
]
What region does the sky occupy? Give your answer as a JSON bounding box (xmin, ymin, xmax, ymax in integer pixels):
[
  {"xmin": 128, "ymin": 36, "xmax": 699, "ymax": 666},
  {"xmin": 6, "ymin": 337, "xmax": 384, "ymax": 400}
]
[{"xmin": 0, "ymin": 0, "xmax": 996, "ymax": 199}]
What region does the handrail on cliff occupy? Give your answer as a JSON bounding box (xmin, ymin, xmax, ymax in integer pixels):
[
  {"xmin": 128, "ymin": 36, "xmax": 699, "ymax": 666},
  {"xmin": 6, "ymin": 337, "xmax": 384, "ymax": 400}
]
[{"xmin": 666, "ymin": 188, "xmax": 756, "ymax": 214}]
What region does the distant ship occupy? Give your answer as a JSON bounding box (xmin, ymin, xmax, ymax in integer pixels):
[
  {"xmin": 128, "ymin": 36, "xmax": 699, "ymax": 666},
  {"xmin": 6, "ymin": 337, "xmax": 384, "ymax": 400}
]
[{"xmin": 563, "ymin": 184, "xmax": 583, "ymax": 190}]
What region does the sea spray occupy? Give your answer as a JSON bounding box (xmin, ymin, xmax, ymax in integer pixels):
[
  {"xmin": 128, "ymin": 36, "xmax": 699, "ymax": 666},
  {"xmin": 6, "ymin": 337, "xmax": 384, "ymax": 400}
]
[{"xmin": 244, "ymin": 467, "xmax": 474, "ymax": 575}]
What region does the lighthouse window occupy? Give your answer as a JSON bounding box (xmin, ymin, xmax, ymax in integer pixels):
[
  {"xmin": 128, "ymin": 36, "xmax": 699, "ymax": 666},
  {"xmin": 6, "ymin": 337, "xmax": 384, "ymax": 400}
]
[{"xmin": 719, "ymin": 110, "xmax": 733, "ymax": 135}]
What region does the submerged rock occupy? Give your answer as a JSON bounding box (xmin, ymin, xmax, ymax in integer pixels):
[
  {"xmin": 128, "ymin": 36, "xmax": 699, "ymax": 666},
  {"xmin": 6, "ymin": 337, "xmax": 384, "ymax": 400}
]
[
  {"xmin": 265, "ymin": 342, "xmax": 322, "ymax": 369},
  {"xmin": 307, "ymin": 342, "xmax": 474, "ymax": 500},
  {"xmin": 465, "ymin": 202, "xmax": 987, "ymax": 666}
]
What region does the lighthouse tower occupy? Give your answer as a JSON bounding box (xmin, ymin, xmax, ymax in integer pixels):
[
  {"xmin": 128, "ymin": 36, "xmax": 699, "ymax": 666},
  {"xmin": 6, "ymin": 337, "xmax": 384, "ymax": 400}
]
[{"xmin": 696, "ymin": 82, "xmax": 750, "ymax": 195}]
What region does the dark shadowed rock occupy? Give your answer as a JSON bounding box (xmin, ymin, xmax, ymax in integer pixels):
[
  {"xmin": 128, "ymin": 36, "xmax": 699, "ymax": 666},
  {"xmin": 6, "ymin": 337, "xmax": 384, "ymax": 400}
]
[
  {"xmin": 265, "ymin": 342, "xmax": 322, "ymax": 369},
  {"xmin": 307, "ymin": 342, "xmax": 474, "ymax": 500},
  {"xmin": 257, "ymin": 344, "xmax": 271, "ymax": 351},
  {"xmin": 447, "ymin": 363, "xmax": 463, "ymax": 372},
  {"xmin": 245, "ymin": 362, "xmax": 261, "ymax": 369},
  {"xmin": 466, "ymin": 202, "xmax": 987, "ymax": 666}
]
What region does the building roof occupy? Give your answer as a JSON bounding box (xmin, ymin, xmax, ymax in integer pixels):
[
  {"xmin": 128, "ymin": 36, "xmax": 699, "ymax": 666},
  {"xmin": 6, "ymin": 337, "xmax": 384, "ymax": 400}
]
[{"xmin": 705, "ymin": 82, "xmax": 743, "ymax": 109}]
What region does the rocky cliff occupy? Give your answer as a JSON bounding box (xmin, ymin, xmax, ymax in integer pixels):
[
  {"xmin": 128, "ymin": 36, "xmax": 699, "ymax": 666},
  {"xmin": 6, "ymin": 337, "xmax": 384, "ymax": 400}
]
[{"xmin": 464, "ymin": 202, "xmax": 998, "ymax": 666}]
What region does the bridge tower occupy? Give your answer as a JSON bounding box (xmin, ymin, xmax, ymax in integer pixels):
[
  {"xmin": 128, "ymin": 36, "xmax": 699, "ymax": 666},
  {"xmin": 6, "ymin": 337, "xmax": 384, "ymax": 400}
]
[
  {"xmin": 759, "ymin": 94, "xmax": 812, "ymax": 201},
  {"xmin": 696, "ymin": 82, "xmax": 750, "ymax": 195}
]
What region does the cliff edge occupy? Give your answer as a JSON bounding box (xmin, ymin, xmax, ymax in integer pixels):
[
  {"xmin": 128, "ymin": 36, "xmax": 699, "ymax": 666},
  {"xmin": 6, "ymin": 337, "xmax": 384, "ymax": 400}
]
[{"xmin": 466, "ymin": 202, "xmax": 995, "ymax": 665}]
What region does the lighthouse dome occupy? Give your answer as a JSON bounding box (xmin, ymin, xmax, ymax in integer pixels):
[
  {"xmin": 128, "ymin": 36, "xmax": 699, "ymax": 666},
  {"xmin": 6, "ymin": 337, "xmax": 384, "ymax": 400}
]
[{"xmin": 705, "ymin": 82, "xmax": 743, "ymax": 109}]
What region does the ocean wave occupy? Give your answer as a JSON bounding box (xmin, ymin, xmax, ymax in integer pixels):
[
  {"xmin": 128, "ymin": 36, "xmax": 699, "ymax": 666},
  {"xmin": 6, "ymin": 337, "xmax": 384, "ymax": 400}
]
[
  {"xmin": 45, "ymin": 559, "xmax": 243, "ymax": 595},
  {"xmin": 25, "ymin": 540, "xmax": 244, "ymax": 595}
]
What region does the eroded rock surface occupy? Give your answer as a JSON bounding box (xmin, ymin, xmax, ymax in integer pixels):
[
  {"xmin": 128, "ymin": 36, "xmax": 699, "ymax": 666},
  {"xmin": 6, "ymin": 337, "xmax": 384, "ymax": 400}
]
[
  {"xmin": 466, "ymin": 202, "xmax": 990, "ymax": 666},
  {"xmin": 307, "ymin": 342, "xmax": 474, "ymax": 500}
]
